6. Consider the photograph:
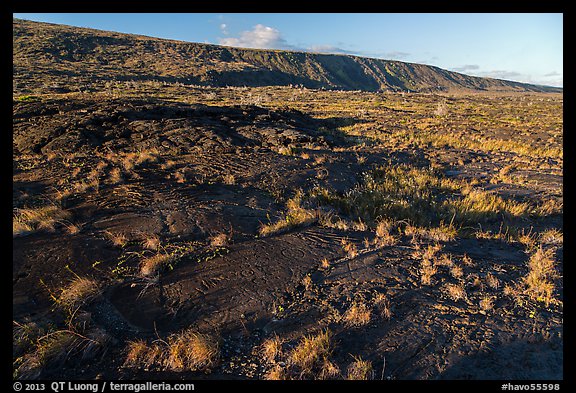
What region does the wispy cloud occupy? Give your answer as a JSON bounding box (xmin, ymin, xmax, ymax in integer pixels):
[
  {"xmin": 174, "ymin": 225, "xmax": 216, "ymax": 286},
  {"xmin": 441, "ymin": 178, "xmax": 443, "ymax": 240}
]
[
  {"xmin": 219, "ymin": 24, "xmax": 295, "ymax": 50},
  {"xmin": 451, "ymin": 64, "xmax": 480, "ymax": 72},
  {"xmin": 307, "ymin": 45, "xmax": 356, "ymax": 55},
  {"xmin": 381, "ymin": 51, "xmax": 411, "ymax": 60},
  {"xmin": 480, "ymin": 70, "xmax": 524, "ymax": 80},
  {"xmin": 476, "ymin": 69, "xmax": 562, "ymax": 87}
]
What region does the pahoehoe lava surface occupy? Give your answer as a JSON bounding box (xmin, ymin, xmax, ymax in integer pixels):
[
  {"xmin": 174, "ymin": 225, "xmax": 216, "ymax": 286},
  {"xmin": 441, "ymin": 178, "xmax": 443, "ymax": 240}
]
[{"xmin": 13, "ymin": 17, "xmax": 563, "ymax": 381}]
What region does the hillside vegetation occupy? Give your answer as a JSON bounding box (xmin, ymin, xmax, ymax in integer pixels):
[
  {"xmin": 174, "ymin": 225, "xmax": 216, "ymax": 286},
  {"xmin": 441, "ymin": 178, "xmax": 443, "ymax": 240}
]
[{"xmin": 13, "ymin": 18, "xmax": 561, "ymax": 95}]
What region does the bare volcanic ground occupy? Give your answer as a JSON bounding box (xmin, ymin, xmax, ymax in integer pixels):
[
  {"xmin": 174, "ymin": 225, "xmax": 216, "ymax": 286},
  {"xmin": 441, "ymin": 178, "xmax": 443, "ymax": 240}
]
[{"xmin": 13, "ymin": 90, "xmax": 563, "ymax": 380}]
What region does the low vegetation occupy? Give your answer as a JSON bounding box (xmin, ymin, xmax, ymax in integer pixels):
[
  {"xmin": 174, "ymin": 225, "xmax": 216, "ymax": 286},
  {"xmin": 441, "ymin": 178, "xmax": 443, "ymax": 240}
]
[
  {"xmin": 12, "ymin": 27, "xmax": 563, "ymax": 380},
  {"xmin": 124, "ymin": 329, "xmax": 220, "ymax": 372}
]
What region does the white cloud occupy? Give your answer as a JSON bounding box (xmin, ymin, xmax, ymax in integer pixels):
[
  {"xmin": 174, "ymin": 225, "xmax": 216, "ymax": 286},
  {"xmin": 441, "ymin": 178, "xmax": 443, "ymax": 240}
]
[
  {"xmin": 219, "ymin": 23, "xmax": 228, "ymax": 35},
  {"xmin": 452, "ymin": 64, "xmax": 480, "ymax": 72},
  {"xmin": 307, "ymin": 45, "xmax": 355, "ymax": 55},
  {"xmin": 219, "ymin": 24, "xmax": 293, "ymax": 50},
  {"xmin": 476, "ymin": 70, "xmax": 562, "ymax": 88},
  {"xmin": 382, "ymin": 51, "xmax": 410, "ymax": 60}
]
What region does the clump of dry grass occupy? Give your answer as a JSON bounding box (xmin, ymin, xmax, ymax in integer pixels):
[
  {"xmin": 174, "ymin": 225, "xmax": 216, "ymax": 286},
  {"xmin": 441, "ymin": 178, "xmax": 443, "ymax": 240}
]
[
  {"xmin": 523, "ymin": 246, "xmax": 557, "ymax": 306},
  {"xmin": 341, "ymin": 238, "xmax": 358, "ymax": 258},
  {"xmin": 142, "ymin": 234, "xmax": 161, "ymax": 250},
  {"xmin": 125, "ymin": 330, "xmax": 221, "ymax": 373},
  {"xmin": 461, "ymin": 254, "xmax": 474, "ymax": 266},
  {"xmin": 104, "ymin": 230, "xmax": 128, "ymax": 248},
  {"xmin": 319, "ymin": 359, "xmax": 341, "ymax": 380},
  {"xmin": 165, "ymin": 329, "xmax": 220, "ymax": 372},
  {"xmin": 485, "ymin": 272, "xmax": 500, "ymax": 290},
  {"xmin": 222, "ymin": 173, "xmax": 236, "ymax": 185},
  {"xmin": 373, "ymin": 293, "xmax": 392, "ymax": 320},
  {"xmin": 64, "ymin": 222, "xmax": 83, "ymax": 235},
  {"xmin": 124, "ymin": 340, "xmax": 162, "ymax": 370},
  {"xmin": 13, "ymin": 205, "xmax": 72, "ymax": 236},
  {"xmin": 261, "ymin": 335, "xmax": 284, "ymax": 364},
  {"xmin": 259, "ymin": 192, "xmax": 316, "ymax": 237},
  {"xmin": 302, "ymin": 275, "xmax": 313, "ymax": 291},
  {"xmin": 209, "ymin": 233, "xmax": 229, "ymax": 248},
  {"xmin": 33, "ymin": 331, "xmax": 79, "ymax": 367},
  {"xmin": 174, "ymin": 169, "xmax": 187, "ymax": 184},
  {"xmin": 450, "ymin": 263, "xmax": 464, "ymax": 279},
  {"xmin": 435, "ymin": 253, "xmax": 454, "ymax": 267},
  {"xmin": 479, "ymin": 296, "xmax": 494, "ymax": 312},
  {"xmin": 374, "ymin": 218, "xmax": 398, "ymax": 247},
  {"xmin": 346, "ymin": 356, "xmax": 373, "ymax": 380},
  {"xmin": 56, "ymin": 277, "xmax": 101, "ymax": 312},
  {"xmin": 448, "ymin": 188, "xmax": 531, "ymax": 223},
  {"xmin": 420, "ymin": 259, "xmax": 437, "ymax": 286},
  {"xmin": 352, "ymin": 219, "xmax": 368, "ymax": 232},
  {"xmin": 288, "ymin": 330, "xmax": 332, "ymax": 375},
  {"xmin": 416, "ymin": 244, "xmax": 442, "ymax": 286},
  {"xmin": 14, "ymin": 326, "xmax": 110, "ymax": 379},
  {"xmin": 342, "ymin": 302, "xmax": 371, "ymax": 327},
  {"xmin": 314, "ymin": 155, "xmax": 327, "ymax": 165},
  {"xmin": 320, "ymin": 258, "xmax": 331, "ymax": 269},
  {"xmin": 539, "ymin": 228, "xmax": 563, "ymax": 245},
  {"xmin": 405, "ymin": 222, "xmax": 457, "ymax": 243},
  {"xmin": 422, "ymin": 243, "xmax": 442, "ymax": 260},
  {"xmin": 444, "ymin": 283, "xmax": 467, "ymax": 302},
  {"xmin": 108, "ymin": 167, "xmax": 123, "ymax": 184},
  {"xmin": 534, "ymin": 198, "xmax": 563, "ymax": 216},
  {"xmin": 518, "ymin": 228, "xmax": 538, "ymax": 251},
  {"xmin": 375, "ymin": 218, "xmax": 394, "ymax": 238},
  {"xmin": 140, "ymin": 253, "xmax": 173, "ymax": 277}
]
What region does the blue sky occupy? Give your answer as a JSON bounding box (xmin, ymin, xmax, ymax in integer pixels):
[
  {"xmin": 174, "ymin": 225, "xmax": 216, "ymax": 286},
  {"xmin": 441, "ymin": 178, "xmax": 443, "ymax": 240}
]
[{"xmin": 13, "ymin": 13, "xmax": 563, "ymax": 87}]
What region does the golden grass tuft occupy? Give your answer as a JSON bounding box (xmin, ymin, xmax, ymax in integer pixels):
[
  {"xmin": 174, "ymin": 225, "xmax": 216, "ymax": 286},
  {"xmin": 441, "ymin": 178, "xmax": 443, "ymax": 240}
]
[
  {"xmin": 485, "ymin": 272, "xmax": 500, "ymax": 290},
  {"xmin": 13, "ymin": 205, "xmax": 72, "ymax": 236},
  {"xmin": 341, "ymin": 238, "xmax": 358, "ymax": 258},
  {"xmin": 165, "ymin": 329, "xmax": 220, "ymax": 372},
  {"xmin": 142, "ymin": 234, "xmax": 161, "ymax": 250},
  {"xmin": 57, "ymin": 277, "xmax": 101, "ymax": 312},
  {"xmin": 261, "ymin": 335, "xmax": 284, "ymax": 364},
  {"xmin": 259, "ymin": 192, "xmax": 316, "ymax": 237},
  {"xmin": 375, "ymin": 218, "xmax": 394, "ymax": 238},
  {"xmin": 343, "ymin": 302, "xmax": 372, "ymax": 327},
  {"xmin": 222, "ymin": 173, "xmax": 236, "ymax": 185},
  {"xmin": 405, "ymin": 223, "xmax": 457, "ymax": 243},
  {"xmin": 450, "ymin": 263, "xmax": 464, "ymax": 279},
  {"xmin": 64, "ymin": 222, "xmax": 83, "ymax": 235},
  {"xmin": 373, "ymin": 293, "xmax": 392, "ymax": 320},
  {"xmin": 209, "ymin": 233, "xmax": 229, "ymax": 248},
  {"xmin": 523, "ymin": 246, "xmax": 557, "ymax": 306},
  {"xmin": 108, "ymin": 167, "xmax": 123, "ymax": 184},
  {"xmin": 289, "ymin": 329, "xmax": 332, "ymax": 373},
  {"xmin": 124, "ymin": 340, "xmax": 160, "ymax": 369},
  {"xmin": 374, "ymin": 219, "xmax": 398, "ymax": 247},
  {"xmin": 104, "ymin": 230, "xmax": 128, "ymax": 248},
  {"xmin": 479, "ymin": 296, "xmax": 494, "ymax": 312},
  {"xmin": 319, "ymin": 359, "xmax": 341, "ymax": 380},
  {"xmin": 444, "ymin": 283, "xmax": 467, "ymax": 302},
  {"xmin": 346, "ymin": 356, "xmax": 373, "ymax": 380},
  {"xmin": 302, "ymin": 275, "xmax": 313, "ymax": 291},
  {"xmin": 420, "ymin": 259, "xmax": 437, "ymax": 286},
  {"xmin": 539, "ymin": 228, "xmax": 563, "ymax": 245},
  {"xmin": 140, "ymin": 253, "xmax": 173, "ymax": 277}
]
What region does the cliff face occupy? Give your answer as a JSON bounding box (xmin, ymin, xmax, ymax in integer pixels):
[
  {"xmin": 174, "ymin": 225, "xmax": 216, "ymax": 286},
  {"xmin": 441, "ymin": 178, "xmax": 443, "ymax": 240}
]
[{"xmin": 13, "ymin": 18, "xmax": 562, "ymax": 94}]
